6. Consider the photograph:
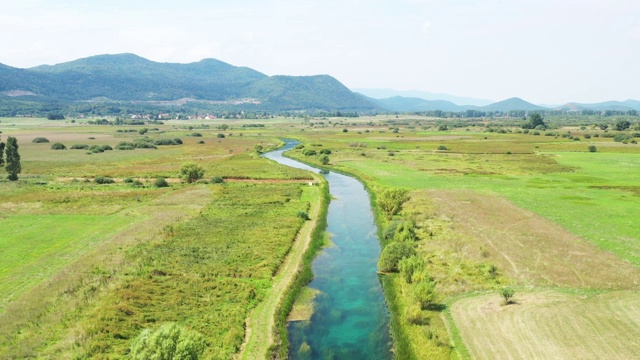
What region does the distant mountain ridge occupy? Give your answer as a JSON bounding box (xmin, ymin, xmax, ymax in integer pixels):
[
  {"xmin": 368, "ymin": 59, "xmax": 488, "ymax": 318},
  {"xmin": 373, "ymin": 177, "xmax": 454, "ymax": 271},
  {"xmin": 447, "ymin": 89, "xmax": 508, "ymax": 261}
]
[
  {"xmin": 1, "ymin": 54, "xmax": 639, "ymax": 113},
  {"xmin": 0, "ymin": 53, "xmax": 379, "ymax": 111}
]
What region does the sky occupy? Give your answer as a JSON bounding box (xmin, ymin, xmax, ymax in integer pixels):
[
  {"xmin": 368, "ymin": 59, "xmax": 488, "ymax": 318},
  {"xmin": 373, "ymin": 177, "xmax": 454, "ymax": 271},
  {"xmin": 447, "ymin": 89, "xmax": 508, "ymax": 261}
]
[{"xmin": 1, "ymin": 0, "xmax": 639, "ymax": 104}]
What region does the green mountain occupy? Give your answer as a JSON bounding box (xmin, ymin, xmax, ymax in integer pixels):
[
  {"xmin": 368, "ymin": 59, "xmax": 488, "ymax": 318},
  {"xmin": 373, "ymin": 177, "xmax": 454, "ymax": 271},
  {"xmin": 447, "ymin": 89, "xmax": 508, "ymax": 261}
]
[
  {"xmin": 0, "ymin": 54, "xmax": 379, "ymax": 111},
  {"xmin": 480, "ymin": 97, "xmax": 547, "ymax": 112}
]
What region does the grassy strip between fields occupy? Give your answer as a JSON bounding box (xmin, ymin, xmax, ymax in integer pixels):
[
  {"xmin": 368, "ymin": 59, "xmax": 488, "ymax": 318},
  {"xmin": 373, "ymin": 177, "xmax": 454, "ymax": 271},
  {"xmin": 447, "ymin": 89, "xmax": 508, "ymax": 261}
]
[
  {"xmin": 268, "ymin": 178, "xmax": 330, "ymax": 359},
  {"xmin": 239, "ymin": 182, "xmax": 323, "ymax": 359}
]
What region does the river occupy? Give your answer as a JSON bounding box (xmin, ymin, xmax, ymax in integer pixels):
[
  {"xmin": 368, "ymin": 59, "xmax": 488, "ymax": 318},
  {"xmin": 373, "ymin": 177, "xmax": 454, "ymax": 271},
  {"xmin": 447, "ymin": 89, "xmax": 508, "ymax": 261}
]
[{"xmin": 264, "ymin": 139, "xmax": 392, "ymax": 359}]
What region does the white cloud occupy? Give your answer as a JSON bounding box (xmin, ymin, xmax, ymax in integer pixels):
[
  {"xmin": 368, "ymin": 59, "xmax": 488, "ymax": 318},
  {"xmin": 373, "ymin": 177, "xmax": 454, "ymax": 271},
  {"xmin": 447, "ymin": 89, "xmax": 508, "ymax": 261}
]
[{"xmin": 422, "ymin": 21, "xmax": 432, "ymax": 34}]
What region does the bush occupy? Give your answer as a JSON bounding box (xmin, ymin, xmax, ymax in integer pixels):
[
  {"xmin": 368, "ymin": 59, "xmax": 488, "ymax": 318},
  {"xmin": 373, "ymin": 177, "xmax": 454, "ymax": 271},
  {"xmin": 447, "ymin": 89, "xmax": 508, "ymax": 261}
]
[
  {"xmin": 399, "ymin": 255, "xmax": 424, "ymax": 283},
  {"xmin": 342, "ymin": 128, "xmax": 348, "ymax": 133},
  {"xmin": 217, "ymin": 133, "xmax": 225, "ymax": 138},
  {"xmin": 154, "ymin": 139, "xmax": 182, "ymax": 146},
  {"xmin": 405, "ymin": 304, "xmax": 430, "ymax": 325},
  {"xmin": 378, "ymin": 241, "xmax": 415, "ymax": 272},
  {"xmin": 124, "ymin": 177, "xmax": 134, "ymax": 183},
  {"xmin": 500, "ymin": 287, "xmax": 515, "ymax": 305},
  {"xmin": 71, "ymin": 144, "xmax": 89, "ymax": 150},
  {"xmin": 319, "ymin": 154, "xmax": 330, "ymax": 165},
  {"xmin": 378, "ymin": 188, "xmax": 410, "ymax": 220},
  {"xmin": 198, "ymin": 140, "xmax": 205, "ymax": 144},
  {"xmin": 302, "ymin": 149, "xmax": 317, "ymax": 156},
  {"xmin": 614, "ymin": 133, "xmax": 632, "ymax": 142},
  {"xmin": 101, "ymin": 145, "xmax": 113, "ymax": 151},
  {"xmin": 94, "ymin": 176, "xmax": 114, "ymax": 184},
  {"xmin": 414, "ymin": 279, "xmax": 437, "ymax": 310},
  {"xmin": 129, "ymin": 323, "xmax": 206, "ymax": 360},
  {"xmin": 154, "ymin": 177, "xmax": 169, "ymax": 188},
  {"xmin": 50, "ymin": 142, "xmax": 66, "ymax": 150},
  {"xmin": 89, "ymin": 145, "xmax": 104, "ymax": 153},
  {"xmin": 588, "ymin": 145, "xmax": 597, "ymax": 152},
  {"xmin": 210, "ymin": 176, "xmax": 224, "ymax": 184},
  {"xmin": 190, "ymin": 132, "xmax": 203, "ymax": 137},
  {"xmin": 116, "ymin": 141, "xmax": 135, "ymax": 150},
  {"xmin": 294, "ymin": 144, "xmax": 305, "ymax": 149},
  {"xmin": 297, "ymin": 211, "xmax": 310, "ymax": 220},
  {"xmin": 383, "ymin": 222, "xmax": 400, "ymax": 242},
  {"xmin": 179, "ymin": 162, "xmax": 205, "ymax": 183},
  {"xmin": 584, "ymin": 134, "xmax": 591, "ymax": 139},
  {"xmin": 319, "ymin": 149, "xmax": 332, "ymax": 155},
  {"xmin": 437, "ymin": 145, "xmax": 448, "ymax": 150},
  {"xmin": 173, "ymin": 138, "xmax": 183, "ymax": 144},
  {"xmin": 32, "ymin": 137, "xmax": 50, "ymax": 143}
]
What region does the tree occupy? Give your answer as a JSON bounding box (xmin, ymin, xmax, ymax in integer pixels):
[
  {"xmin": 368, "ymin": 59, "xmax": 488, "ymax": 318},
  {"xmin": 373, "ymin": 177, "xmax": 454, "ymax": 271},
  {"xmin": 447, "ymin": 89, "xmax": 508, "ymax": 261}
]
[
  {"xmin": 378, "ymin": 188, "xmax": 410, "ymax": 220},
  {"xmin": 0, "ymin": 139, "xmax": 4, "ymax": 167},
  {"xmin": 4, "ymin": 137, "xmax": 21, "ymax": 181},
  {"xmin": 524, "ymin": 113, "xmax": 546, "ymax": 129},
  {"xmin": 130, "ymin": 323, "xmax": 206, "ymax": 360},
  {"xmin": 399, "ymin": 255, "xmax": 424, "ymax": 283},
  {"xmin": 254, "ymin": 144, "xmax": 263, "ymax": 153},
  {"xmin": 179, "ymin": 162, "xmax": 205, "ymax": 183},
  {"xmin": 319, "ymin": 154, "xmax": 330, "ymax": 165},
  {"xmin": 615, "ymin": 120, "xmax": 631, "ymax": 131},
  {"xmin": 588, "ymin": 145, "xmax": 597, "ymax": 152}
]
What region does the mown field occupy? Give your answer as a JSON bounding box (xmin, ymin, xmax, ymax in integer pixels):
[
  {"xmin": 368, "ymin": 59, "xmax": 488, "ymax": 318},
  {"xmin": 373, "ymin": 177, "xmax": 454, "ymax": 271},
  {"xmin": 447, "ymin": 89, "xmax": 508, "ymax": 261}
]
[
  {"xmin": 0, "ymin": 116, "xmax": 319, "ymax": 358},
  {"xmin": 284, "ymin": 115, "xmax": 640, "ymax": 359}
]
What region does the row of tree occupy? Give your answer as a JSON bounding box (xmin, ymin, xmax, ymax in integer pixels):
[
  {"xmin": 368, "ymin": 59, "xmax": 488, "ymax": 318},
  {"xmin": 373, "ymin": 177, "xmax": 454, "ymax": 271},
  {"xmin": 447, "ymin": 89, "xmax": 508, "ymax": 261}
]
[{"xmin": 0, "ymin": 137, "xmax": 21, "ymax": 181}]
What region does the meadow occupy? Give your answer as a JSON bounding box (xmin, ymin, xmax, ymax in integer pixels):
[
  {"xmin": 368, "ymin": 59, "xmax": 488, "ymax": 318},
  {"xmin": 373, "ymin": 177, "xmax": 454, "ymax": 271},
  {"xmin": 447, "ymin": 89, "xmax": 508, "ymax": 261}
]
[
  {"xmin": 0, "ymin": 116, "xmax": 319, "ymax": 358},
  {"xmin": 285, "ymin": 115, "xmax": 640, "ymax": 359},
  {"xmin": 1, "ymin": 114, "xmax": 640, "ymax": 359}
]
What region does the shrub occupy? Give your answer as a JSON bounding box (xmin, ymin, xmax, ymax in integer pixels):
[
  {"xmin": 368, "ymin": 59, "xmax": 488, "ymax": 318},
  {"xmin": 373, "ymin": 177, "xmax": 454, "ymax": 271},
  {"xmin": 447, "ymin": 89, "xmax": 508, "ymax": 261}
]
[
  {"xmin": 405, "ymin": 304, "xmax": 430, "ymax": 325},
  {"xmin": 129, "ymin": 323, "xmax": 206, "ymax": 360},
  {"xmin": 173, "ymin": 138, "xmax": 183, "ymax": 144},
  {"xmin": 500, "ymin": 287, "xmax": 515, "ymax": 305},
  {"xmin": 614, "ymin": 133, "xmax": 632, "ymax": 142},
  {"xmin": 217, "ymin": 133, "xmax": 225, "ymax": 138},
  {"xmin": 319, "ymin": 154, "xmax": 330, "ymax": 165},
  {"xmin": 437, "ymin": 145, "xmax": 448, "ymax": 150},
  {"xmin": 210, "ymin": 176, "xmax": 224, "ymax": 184},
  {"xmin": 134, "ymin": 138, "xmax": 157, "ymax": 149},
  {"xmin": 588, "ymin": 145, "xmax": 597, "ymax": 153},
  {"xmin": 584, "ymin": 134, "xmax": 591, "ymax": 139},
  {"xmin": 190, "ymin": 132, "xmax": 203, "ymax": 137},
  {"xmin": 302, "ymin": 149, "xmax": 317, "ymax": 156},
  {"xmin": 297, "ymin": 211, "xmax": 310, "ymax": 220},
  {"xmin": 378, "ymin": 241, "xmax": 415, "ymax": 272},
  {"xmin": 319, "ymin": 149, "xmax": 332, "ymax": 155},
  {"xmin": 89, "ymin": 145, "xmax": 104, "ymax": 153},
  {"xmin": 101, "ymin": 145, "xmax": 113, "ymax": 151},
  {"xmin": 198, "ymin": 140, "xmax": 205, "ymax": 144},
  {"xmin": 154, "ymin": 139, "xmax": 181, "ymax": 146},
  {"xmin": 399, "ymin": 255, "xmax": 424, "ymax": 283},
  {"xmin": 51, "ymin": 142, "xmax": 66, "ymax": 150},
  {"xmin": 342, "ymin": 128, "xmax": 348, "ymax": 133},
  {"xmin": 71, "ymin": 144, "xmax": 89, "ymax": 150},
  {"xmin": 124, "ymin": 177, "xmax": 134, "ymax": 183},
  {"xmin": 414, "ymin": 279, "xmax": 437, "ymax": 310},
  {"xmin": 94, "ymin": 176, "xmax": 114, "ymax": 184},
  {"xmin": 116, "ymin": 141, "xmax": 135, "ymax": 150},
  {"xmin": 179, "ymin": 162, "xmax": 205, "ymax": 183},
  {"xmin": 154, "ymin": 177, "xmax": 169, "ymax": 188},
  {"xmin": 294, "ymin": 144, "xmax": 305, "ymax": 149},
  {"xmin": 378, "ymin": 188, "xmax": 410, "ymax": 220},
  {"xmin": 383, "ymin": 222, "xmax": 400, "ymax": 242},
  {"xmin": 32, "ymin": 137, "xmax": 50, "ymax": 143},
  {"xmin": 393, "ymin": 221, "xmax": 417, "ymax": 242}
]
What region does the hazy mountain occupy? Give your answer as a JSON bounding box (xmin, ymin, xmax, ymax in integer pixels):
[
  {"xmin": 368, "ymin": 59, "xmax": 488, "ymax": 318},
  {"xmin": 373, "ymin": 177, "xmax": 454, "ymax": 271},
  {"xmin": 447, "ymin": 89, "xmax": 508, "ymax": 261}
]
[
  {"xmin": 556, "ymin": 100, "xmax": 640, "ymax": 112},
  {"xmin": 480, "ymin": 97, "xmax": 547, "ymax": 112},
  {"xmin": 366, "ymin": 96, "xmax": 470, "ymax": 112},
  {"xmin": 353, "ymin": 88, "xmax": 494, "ymax": 106},
  {"xmin": 0, "ymin": 54, "xmax": 379, "ymax": 111}
]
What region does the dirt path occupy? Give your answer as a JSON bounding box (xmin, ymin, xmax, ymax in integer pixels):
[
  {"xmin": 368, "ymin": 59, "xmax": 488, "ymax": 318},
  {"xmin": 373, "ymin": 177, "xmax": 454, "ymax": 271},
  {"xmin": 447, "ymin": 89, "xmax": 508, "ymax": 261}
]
[{"xmin": 237, "ymin": 182, "xmax": 323, "ymax": 360}]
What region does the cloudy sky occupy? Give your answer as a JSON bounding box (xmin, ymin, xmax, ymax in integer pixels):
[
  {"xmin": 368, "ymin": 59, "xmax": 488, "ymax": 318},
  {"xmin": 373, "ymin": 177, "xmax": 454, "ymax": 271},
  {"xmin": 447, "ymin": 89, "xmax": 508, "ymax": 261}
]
[{"xmin": 1, "ymin": 0, "xmax": 639, "ymax": 104}]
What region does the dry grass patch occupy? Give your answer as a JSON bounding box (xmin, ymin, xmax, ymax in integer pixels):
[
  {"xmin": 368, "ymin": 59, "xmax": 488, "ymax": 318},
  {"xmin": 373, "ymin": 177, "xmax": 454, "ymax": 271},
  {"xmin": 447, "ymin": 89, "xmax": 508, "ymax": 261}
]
[
  {"xmin": 418, "ymin": 190, "xmax": 640, "ymax": 289},
  {"xmin": 452, "ymin": 290, "xmax": 640, "ymax": 360}
]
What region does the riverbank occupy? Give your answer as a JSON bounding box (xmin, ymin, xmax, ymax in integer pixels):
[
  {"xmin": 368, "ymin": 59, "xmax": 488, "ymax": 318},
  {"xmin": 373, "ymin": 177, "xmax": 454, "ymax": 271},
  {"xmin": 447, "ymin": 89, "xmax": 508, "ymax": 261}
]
[{"xmin": 238, "ymin": 171, "xmax": 329, "ymax": 359}]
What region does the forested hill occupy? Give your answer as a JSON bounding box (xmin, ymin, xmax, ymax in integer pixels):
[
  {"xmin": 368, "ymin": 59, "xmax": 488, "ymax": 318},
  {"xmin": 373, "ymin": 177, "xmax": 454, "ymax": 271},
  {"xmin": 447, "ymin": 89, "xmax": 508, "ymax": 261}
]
[{"xmin": 0, "ymin": 54, "xmax": 379, "ymax": 111}]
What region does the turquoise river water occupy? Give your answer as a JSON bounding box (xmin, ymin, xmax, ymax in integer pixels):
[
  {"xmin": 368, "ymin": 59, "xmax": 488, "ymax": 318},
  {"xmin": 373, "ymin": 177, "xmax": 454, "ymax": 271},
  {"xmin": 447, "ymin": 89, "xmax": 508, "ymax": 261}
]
[{"xmin": 264, "ymin": 140, "xmax": 392, "ymax": 359}]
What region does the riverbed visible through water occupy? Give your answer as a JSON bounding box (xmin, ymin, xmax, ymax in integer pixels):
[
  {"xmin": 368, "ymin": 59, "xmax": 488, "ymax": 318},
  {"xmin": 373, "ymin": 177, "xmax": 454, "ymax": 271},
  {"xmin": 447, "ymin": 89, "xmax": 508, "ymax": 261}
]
[{"xmin": 264, "ymin": 140, "xmax": 391, "ymax": 359}]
